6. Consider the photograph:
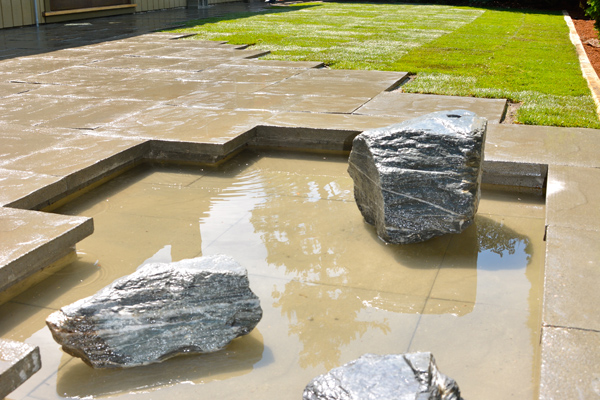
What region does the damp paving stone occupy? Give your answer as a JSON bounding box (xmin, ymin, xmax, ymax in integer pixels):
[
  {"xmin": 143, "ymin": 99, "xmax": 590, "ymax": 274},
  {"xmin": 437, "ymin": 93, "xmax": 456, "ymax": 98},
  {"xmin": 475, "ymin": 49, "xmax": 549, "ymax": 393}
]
[
  {"xmin": 259, "ymin": 69, "xmax": 408, "ymax": 98},
  {"xmin": 354, "ymin": 92, "xmax": 508, "ymax": 124},
  {"xmin": 486, "ymin": 124, "xmax": 600, "ymax": 168},
  {"xmin": 178, "ymin": 64, "xmax": 303, "ymax": 84},
  {"xmin": 544, "ymin": 226, "xmax": 600, "ymax": 332},
  {"xmin": 348, "ymin": 110, "xmax": 487, "ymax": 244},
  {"xmin": 0, "ymin": 95, "xmax": 104, "ymax": 126},
  {"xmin": 46, "ymin": 255, "xmax": 263, "ymax": 368}
]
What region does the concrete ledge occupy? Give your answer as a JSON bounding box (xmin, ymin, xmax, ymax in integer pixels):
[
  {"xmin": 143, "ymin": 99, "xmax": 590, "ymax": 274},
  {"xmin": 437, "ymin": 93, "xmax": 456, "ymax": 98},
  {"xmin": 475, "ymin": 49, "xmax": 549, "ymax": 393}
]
[
  {"xmin": 0, "ymin": 339, "xmax": 41, "ymax": 399},
  {"xmin": 482, "ymin": 160, "xmax": 547, "ymax": 194},
  {"xmin": 0, "ymin": 208, "xmax": 93, "ymax": 294}
]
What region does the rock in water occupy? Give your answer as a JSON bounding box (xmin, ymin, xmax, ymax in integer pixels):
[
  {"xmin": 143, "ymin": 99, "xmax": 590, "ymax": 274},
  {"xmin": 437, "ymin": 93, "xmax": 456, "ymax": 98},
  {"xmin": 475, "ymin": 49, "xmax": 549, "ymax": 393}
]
[
  {"xmin": 348, "ymin": 110, "xmax": 487, "ymax": 244},
  {"xmin": 303, "ymin": 353, "xmax": 461, "ymax": 400},
  {"xmin": 46, "ymin": 255, "xmax": 262, "ymax": 368}
]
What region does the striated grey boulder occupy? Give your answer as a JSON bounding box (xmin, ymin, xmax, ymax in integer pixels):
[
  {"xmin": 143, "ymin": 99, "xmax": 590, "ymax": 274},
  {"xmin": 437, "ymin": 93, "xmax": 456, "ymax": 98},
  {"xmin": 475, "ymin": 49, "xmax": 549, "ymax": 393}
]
[
  {"xmin": 348, "ymin": 110, "xmax": 487, "ymax": 244},
  {"xmin": 46, "ymin": 255, "xmax": 262, "ymax": 368},
  {"xmin": 303, "ymin": 353, "xmax": 461, "ymax": 400}
]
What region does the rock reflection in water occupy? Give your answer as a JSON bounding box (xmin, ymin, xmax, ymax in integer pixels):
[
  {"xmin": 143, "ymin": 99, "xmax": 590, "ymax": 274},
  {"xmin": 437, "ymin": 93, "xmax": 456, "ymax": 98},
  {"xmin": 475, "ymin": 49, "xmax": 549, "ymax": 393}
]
[{"xmin": 56, "ymin": 330, "xmax": 267, "ymax": 398}]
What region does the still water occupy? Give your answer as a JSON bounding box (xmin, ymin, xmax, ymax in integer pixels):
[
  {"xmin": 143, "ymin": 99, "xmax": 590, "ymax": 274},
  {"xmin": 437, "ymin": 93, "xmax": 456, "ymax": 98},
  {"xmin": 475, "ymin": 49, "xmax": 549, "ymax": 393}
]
[{"xmin": 1, "ymin": 149, "xmax": 546, "ymax": 400}]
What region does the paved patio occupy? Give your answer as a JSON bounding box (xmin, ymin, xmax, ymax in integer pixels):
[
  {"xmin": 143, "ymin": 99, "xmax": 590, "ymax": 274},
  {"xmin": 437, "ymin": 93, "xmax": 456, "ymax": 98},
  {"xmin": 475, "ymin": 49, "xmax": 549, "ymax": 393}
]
[{"xmin": 0, "ymin": 4, "xmax": 598, "ymax": 400}]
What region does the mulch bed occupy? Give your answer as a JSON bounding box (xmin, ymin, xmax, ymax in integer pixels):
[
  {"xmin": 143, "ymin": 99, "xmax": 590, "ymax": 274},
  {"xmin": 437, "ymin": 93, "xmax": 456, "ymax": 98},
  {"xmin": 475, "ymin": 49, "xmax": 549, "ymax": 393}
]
[{"xmin": 570, "ymin": 10, "xmax": 600, "ymax": 77}]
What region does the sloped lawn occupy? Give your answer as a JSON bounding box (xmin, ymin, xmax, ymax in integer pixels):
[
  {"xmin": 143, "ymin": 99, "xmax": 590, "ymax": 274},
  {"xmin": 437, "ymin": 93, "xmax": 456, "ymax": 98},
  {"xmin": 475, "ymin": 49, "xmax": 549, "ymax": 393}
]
[{"xmin": 172, "ymin": 2, "xmax": 600, "ymax": 128}]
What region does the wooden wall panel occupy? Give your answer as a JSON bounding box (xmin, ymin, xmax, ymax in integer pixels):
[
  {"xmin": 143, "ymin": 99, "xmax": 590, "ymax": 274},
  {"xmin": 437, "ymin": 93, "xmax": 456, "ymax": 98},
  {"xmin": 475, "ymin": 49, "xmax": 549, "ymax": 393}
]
[
  {"xmin": 1, "ymin": 0, "xmax": 14, "ymax": 28},
  {"xmin": 21, "ymin": 0, "xmax": 36, "ymax": 26},
  {"xmin": 11, "ymin": 0, "xmax": 23, "ymax": 25}
]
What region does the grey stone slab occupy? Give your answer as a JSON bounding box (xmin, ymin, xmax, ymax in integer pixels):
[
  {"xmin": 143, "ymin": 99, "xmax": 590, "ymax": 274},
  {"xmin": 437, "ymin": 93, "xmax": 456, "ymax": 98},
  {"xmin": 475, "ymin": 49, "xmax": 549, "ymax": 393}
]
[
  {"xmin": 40, "ymin": 99, "xmax": 156, "ymax": 130},
  {"xmin": 178, "ymin": 64, "xmax": 303, "ymax": 84},
  {"xmin": 112, "ymin": 105, "xmax": 272, "ymax": 144},
  {"xmin": 0, "ymin": 95, "xmax": 105, "ymax": 126},
  {"xmin": 354, "ymin": 92, "xmax": 507, "ymax": 124},
  {"xmin": 0, "ymin": 126, "xmax": 78, "ymax": 165},
  {"xmin": 540, "ymin": 327, "xmax": 600, "ymax": 400},
  {"xmin": 264, "ymin": 111, "xmax": 404, "ymax": 133},
  {"xmin": 544, "ymin": 226, "xmax": 600, "ymax": 332},
  {"xmin": 546, "ymin": 165, "xmax": 600, "ymax": 231},
  {"xmin": 89, "ymin": 56, "xmax": 197, "ymax": 72},
  {"xmin": 0, "ymin": 339, "xmax": 41, "ymax": 399},
  {"xmin": 0, "ymin": 169, "xmax": 67, "ymax": 210},
  {"xmin": 259, "ymin": 69, "xmax": 408, "ymax": 98},
  {"xmin": 0, "ymin": 207, "xmax": 93, "ymax": 294},
  {"xmin": 486, "ymin": 124, "xmax": 600, "ymax": 168},
  {"xmin": 223, "ymin": 59, "xmax": 325, "ymax": 69},
  {"xmin": 23, "ymin": 66, "xmax": 143, "ymax": 86},
  {"xmin": 0, "ymin": 82, "xmax": 33, "ymax": 98},
  {"xmin": 170, "ymin": 91, "xmax": 370, "ymax": 114}
]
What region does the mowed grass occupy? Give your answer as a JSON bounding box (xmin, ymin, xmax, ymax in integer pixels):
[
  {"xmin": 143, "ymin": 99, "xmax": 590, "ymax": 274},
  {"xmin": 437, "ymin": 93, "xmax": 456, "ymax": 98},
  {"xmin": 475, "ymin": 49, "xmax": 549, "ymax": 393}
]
[{"xmin": 172, "ymin": 2, "xmax": 600, "ymax": 128}]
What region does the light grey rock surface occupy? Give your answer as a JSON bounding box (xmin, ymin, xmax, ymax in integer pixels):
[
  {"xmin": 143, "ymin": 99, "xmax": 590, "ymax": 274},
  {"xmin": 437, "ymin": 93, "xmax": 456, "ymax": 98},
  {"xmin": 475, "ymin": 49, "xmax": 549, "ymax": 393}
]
[
  {"xmin": 46, "ymin": 255, "xmax": 262, "ymax": 368},
  {"xmin": 0, "ymin": 339, "xmax": 41, "ymax": 399},
  {"xmin": 348, "ymin": 110, "xmax": 487, "ymax": 244},
  {"xmin": 303, "ymin": 353, "xmax": 461, "ymax": 400}
]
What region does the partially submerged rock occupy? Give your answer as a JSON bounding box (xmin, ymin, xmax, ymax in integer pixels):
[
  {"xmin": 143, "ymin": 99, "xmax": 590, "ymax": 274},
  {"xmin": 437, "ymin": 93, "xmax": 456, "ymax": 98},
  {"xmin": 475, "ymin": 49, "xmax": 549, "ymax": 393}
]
[
  {"xmin": 303, "ymin": 352, "xmax": 461, "ymax": 400},
  {"xmin": 348, "ymin": 110, "xmax": 487, "ymax": 244},
  {"xmin": 46, "ymin": 255, "xmax": 262, "ymax": 368}
]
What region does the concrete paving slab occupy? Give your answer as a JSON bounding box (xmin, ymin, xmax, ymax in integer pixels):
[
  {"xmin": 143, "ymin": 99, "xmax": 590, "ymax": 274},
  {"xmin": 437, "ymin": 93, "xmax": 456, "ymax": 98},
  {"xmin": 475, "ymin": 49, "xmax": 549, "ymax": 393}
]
[
  {"xmin": 89, "ymin": 56, "xmax": 197, "ymax": 72},
  {"xmin": 259, "ymin": 69, "xmax": 408, "ymax": 98},
  {"xmin": 0, "ymin": 169, "xmax": 66, "ymax": 210},
  {"xmin": 0, "ymin": 83, "xmax": 33, "ymax": 97},
  {"xmin": 0, "ymin": 339, "xmax": 40, "ymax": 399},
  {"xmin": 0, "ymin": 95, "xmax": 104, "ymax": 126},
  {"xmin": 170, "ymin": 91, "xmax": 371, "ymax": 114},
  {"xmin": 353, "ymin": 92, "xmax": 508, "ymax": 124},
  {"xmin": 4, "ymin": 135, "xmax": 148, "ymax": 195},
  {"xmin": 486, "ymin": 124, "xmax": 600, "ymax": 168},
  {"xmin": 0, "ymin": 127, "xmax": 77, "ymax": 165},
  {"xmin": 23, "ymin": 66, "xmax": 144, "ymax": 86},
  {"xmin": 544, "ymin": 226, "xmax": 600, "ymax": 332},
  {"xmin": 112, "ymin": 105, "xmax": 272, "ymax": 144},
  {"xmin": 40, "ymin": 99, "xmax": 155, "ymax": 130},
  {"xmin": 546, "ymin": 165, "xmax": 600, "ymax": 231},
  {"xmin": 179, "ymin": 64, "xmax": 304, "ymax": 84},
  {"xmin": 26, "ymin": 79, "xmax": 214, "ymax": 101},
  {"xmin": 223, "ymin": 59, "xmax": 325, "ymax": 69},
  {"xmin": 264, "ymin": 110, "xmax": 402, "ymax": 132},
  {"xmin": 0, "ymin": 57, "xmax": 85, "ymax": 82},
  {"xmin": 539, "ymin": 327, "xmax": 600, "ymax": 400},
  {"xmin": 0, "ymin": 207, "xmax": 92, "ymax": 293}
]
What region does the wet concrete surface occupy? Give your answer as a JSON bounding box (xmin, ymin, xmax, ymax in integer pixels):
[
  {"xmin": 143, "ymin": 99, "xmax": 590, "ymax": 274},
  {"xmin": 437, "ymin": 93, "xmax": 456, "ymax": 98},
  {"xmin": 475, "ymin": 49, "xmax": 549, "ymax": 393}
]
[{"xmin": 0, "ymin": 4, "xmax": 598, "ymax": 400}]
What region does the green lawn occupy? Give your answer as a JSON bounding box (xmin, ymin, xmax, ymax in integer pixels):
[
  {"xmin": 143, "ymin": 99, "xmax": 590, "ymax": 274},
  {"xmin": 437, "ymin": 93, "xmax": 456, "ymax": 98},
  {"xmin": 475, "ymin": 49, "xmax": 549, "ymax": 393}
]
[{"xmin": 171, "ymin": 2, "xmax": 600, "ymax": 128}]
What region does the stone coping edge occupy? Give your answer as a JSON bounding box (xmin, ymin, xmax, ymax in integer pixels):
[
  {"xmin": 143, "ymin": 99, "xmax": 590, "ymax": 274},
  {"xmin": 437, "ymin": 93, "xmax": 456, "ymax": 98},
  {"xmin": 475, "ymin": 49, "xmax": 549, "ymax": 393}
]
[
  {"xmin": 0, "ymin": 339, "xmax": 41, "ymax": 399},
  {"xmin": 564, "ymin": 11, "xmax": 600, "ymax": 116}
]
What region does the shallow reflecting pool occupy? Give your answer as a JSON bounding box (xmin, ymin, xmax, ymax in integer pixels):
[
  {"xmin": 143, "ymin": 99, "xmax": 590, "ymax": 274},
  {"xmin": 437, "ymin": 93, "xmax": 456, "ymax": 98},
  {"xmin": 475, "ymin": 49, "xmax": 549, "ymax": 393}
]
[{"xmin": 1, "ymin": 149, "xmax": 546, "ymax": 400}]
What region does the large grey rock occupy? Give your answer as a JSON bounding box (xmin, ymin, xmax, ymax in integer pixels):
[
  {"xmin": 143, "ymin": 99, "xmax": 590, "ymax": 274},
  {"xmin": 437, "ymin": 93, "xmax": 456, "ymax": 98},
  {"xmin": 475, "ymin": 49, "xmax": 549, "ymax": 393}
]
[
  {"xmin": 46, "ymin": 255, "xmax": 262, "ymax": 368},
  {"xmin": 348, "ymin": 110, "xmax": 487, "ymax": 244},
  {"xmin": 303, "ymin": 353, "xmax": 461, "ymax": 400}
]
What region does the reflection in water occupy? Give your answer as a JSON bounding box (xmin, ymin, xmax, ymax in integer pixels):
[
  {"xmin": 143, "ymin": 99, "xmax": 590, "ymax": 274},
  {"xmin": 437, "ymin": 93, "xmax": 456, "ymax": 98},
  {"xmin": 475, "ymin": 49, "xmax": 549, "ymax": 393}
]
[
  {"xmin": 57, "ymin": 330, "xmax": 267, "ymax": 398},
  {"xmin": 476, "ymin": 218, "xmax": 532, "ymax": 270},
  {"xmin": 243, "ymin": 152, "xmax": 535, "ymax": 369}
]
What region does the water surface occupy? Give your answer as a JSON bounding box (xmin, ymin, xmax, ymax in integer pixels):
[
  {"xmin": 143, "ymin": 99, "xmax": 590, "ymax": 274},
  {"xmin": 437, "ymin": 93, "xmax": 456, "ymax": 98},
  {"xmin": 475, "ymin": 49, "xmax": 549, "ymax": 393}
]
[{"xmin": 1, "ymin": 149, "xmax": 546, "ymax": 400}]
